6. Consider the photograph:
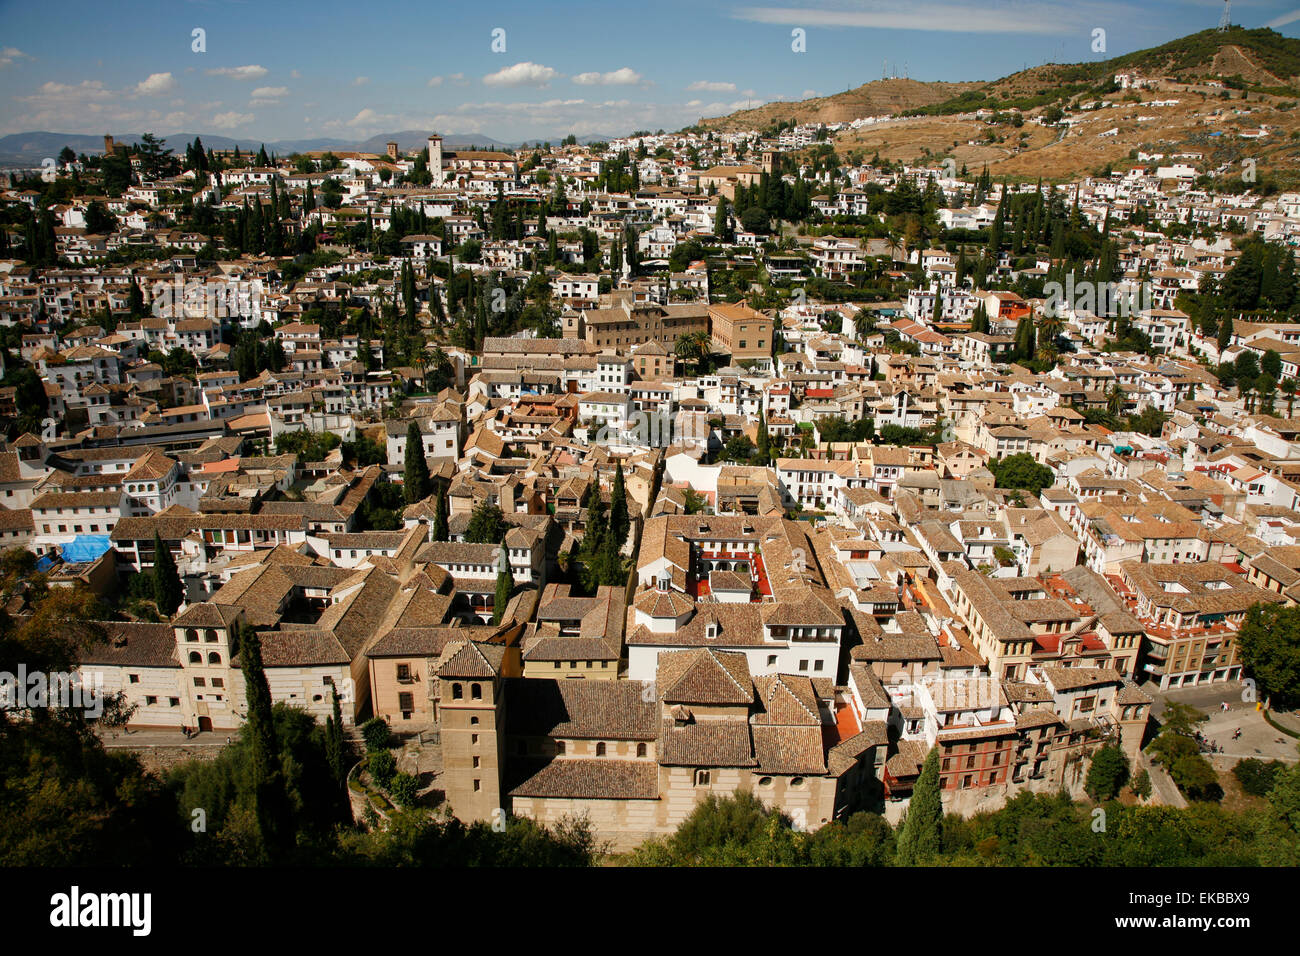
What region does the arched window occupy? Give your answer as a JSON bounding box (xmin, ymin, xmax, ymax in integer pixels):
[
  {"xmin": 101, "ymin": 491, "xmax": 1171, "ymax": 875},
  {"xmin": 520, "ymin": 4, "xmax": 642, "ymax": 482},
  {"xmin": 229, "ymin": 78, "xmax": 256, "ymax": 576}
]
[
  {"xmin": 452, "ymin": 683, "xmax": 463, "ymax": 700},
  {"xmin": 204, "ymin": 629, "xmax": 218, "ymax": 643},
  {"xmin": 470, "ymin": 715, "xmax": 479, "ymax": 725},
  {"xmin": 188, "ymin": 651, "xmax": 201, "ymax": 664},
  {"xmin": 556, "ymin": 741, "xmax": 566, "ymax": 754},
  {"xmin": 791, "ymin": 777, "xmax": 805, "ymax": 788},
  {"xmin": 471, "ymin": 683, "xmax": 482, "ymax": 700},
  {"xmin": 185, "ymin": 629, "xmax": 198, "ymax": 642},
  {"xmin": 207, "ymin": 652, "xmax": 221, "ymax": 665},
  {"xmin": 636, "ymin": 743, "xmax": 647, "ymax": 758},
  {"xmin": 595, "ymin": 742, "xmax": 606, "ymax": 756}
]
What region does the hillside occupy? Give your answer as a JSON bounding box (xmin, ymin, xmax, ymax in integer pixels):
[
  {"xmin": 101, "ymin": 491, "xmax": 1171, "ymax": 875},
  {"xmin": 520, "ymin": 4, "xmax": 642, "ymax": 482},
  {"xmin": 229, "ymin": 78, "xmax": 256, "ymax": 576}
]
[
  {"xmin": 697, "ymin": 78, "xmax": 981, "ymax": 132},
  {"xmin": 701, "ymin": 27, "xmax": 1300, "ymax": 185}
]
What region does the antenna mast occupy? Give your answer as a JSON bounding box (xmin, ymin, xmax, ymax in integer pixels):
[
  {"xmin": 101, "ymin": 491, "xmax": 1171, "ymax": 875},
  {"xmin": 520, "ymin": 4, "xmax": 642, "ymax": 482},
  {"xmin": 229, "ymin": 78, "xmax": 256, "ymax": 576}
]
[{"xmin": 1218, "ymin": 0, "xmax": 1231, "ymax": 32}]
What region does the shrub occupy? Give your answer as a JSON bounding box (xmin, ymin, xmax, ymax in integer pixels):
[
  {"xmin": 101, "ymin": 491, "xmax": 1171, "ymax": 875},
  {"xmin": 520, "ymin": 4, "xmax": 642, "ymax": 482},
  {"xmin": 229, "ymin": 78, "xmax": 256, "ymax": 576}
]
[
  {"xmin": 368, "ymin": 749, "xmax": 397, "ymax": 788},
  {"xmin": 389, "ymin": 772, "xmax": 419, "ymax": 807},
  {"xmin": 362, "ymin": 717, "xmax": 391, "ymax": 752},
  {"xmin": 1131, "ymin": 769, "xmax": 1152, "ymax": 798},
  {"xmin": 1233, "ymin": 758, "xmax": 1286, "ymax": 797},
  {"xmin": 1170, "ymin": 754, "xmax": 1222, "ymax": 802}
]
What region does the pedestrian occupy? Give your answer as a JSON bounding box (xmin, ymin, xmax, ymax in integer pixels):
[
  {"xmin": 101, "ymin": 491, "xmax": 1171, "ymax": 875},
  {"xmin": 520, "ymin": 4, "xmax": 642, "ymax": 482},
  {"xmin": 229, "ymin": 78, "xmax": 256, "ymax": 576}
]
[{"xmin": 1232, "ymin": 727, "xmax": 1241, "ymax": 740}]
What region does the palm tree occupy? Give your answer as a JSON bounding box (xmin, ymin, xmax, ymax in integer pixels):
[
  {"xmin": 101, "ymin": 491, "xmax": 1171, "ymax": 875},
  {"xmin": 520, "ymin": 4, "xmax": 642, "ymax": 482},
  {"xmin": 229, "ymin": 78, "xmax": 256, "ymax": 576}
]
[
  {"xmin": 1106, "ymin": 384, "xmax": 1124, "ymax": 419},
  {"xmin": 674, "ymin": 330, "xmax": 712, "ymax": 376},
  {"xmin": 1038, "ymin": 313, "xmax": 1064, "ymax": 355}
]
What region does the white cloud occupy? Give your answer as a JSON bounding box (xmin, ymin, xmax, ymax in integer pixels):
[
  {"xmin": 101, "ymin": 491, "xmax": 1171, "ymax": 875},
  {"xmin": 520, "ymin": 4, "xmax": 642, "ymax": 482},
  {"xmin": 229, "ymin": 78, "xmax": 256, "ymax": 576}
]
[
  {"xmin": 801, "ymin": 89, "xmax": 818, "ymax": 98},
  {"xmin": 354, "ymin": 76, "xmax": 370, "ymax": 86},
  {"xmin": 0, "ymin": 47, "xmax": 32, "ymax": 69},
  {"xmin": 1266, "ymin": 9, "xmax": 1300, "ymax": 28},
  {"xmin": 448, "ymin": 73, "xmax": 469, "ymax": 86},
  {"xmin": 687, "ymin": 80, "xmax": 737, "ymax": 92},
  {"xmin": 572, "ymin": 67, "xmax": 643, "ymax": 86},
  {"xmin": 206, "ymin": 65, "xmax": 269, "ymax": 81},
  {"xmin": 428, "ymin": 76, "xmax": 444, "ymax": 87},
  {"xmin": 135, "ymin": 72, "xmax": 175, "ymax": 96},
  {"xmin": 732, "ymin": 2, "xmax": 1111, "ymax": 35},
  {"xmin": 251, "ymin": 86, "xmax": 289, "ymax": 104},
  {"xmin": 211, "ymin": 111, "xmax": 254, "ymax": 129},
  {"xmin": 348, "ymin": 107, "xmax": 379, "ymax": 127},
  {"xmin": 482, "ymin": 61, "xmax": 559, "ymax": 87}
]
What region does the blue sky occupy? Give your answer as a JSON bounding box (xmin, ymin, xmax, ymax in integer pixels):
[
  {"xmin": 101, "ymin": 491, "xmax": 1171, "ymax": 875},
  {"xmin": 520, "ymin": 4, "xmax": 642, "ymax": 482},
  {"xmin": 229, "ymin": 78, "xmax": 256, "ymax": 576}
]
[{"xmin": 1, "ymin": 0, "xmax": 1298, "ymax": 143}]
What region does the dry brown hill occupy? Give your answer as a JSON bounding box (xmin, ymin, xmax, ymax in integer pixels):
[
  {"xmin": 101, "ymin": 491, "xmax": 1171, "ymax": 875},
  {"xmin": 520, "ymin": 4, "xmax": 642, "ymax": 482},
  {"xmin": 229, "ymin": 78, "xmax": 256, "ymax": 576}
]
[{"xmin": 698, "ymin": 78, "xmax": 980, "ymax": 132}]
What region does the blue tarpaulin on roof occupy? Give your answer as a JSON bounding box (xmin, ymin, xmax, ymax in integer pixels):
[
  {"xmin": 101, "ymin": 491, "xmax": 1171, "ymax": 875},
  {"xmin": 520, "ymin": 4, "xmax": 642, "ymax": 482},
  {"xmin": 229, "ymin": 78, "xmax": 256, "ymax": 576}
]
[
  {"xmin": 59, "ymin": 535, "xmax": 112, "ymax": 563},
  {"xmin": 34, "ymin": 553, "xmax": 57, "ymax": 572}
]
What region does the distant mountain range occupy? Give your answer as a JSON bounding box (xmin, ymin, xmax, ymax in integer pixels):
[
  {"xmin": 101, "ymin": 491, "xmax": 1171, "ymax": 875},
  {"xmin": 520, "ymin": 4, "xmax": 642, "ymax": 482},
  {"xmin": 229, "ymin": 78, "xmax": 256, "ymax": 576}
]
[{"xmin": 0, "ymin": 130, "xmax": 611, "ymax": 168}]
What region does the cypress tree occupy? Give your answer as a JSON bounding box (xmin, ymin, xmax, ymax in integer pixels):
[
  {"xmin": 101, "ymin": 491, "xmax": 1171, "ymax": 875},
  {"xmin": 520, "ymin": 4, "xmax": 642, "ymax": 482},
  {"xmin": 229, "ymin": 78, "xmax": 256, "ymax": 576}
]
[
  {"xmin": 432, "ymin": 484, "xmax": 449, "ymax": 541},
  {"xmin": 610, "ymin": 462, "xmax": 630, "ymax": 552},
  {"xmin": 896, "ymin": 746, "xmax": 943, "ymax": 864},
  {"xmin": 493, "ymin": 548, "xmax": 513, "ymax": 625},
  {"xmin": 1217, "ymin": 313, "xmax": 1234, "ymax": 354},
  {"xmin": 757, "ymin": 407, "xmax": 770, "ymax": 464},
  {"xmin": 152, "ymin": 532, "xmax": 184, "ymax": 616},
  {"xmin": 325, "ymin": 687, "xmax": 345, "ymax": 788},
  {"xmin": 238, "ymin": 622, "xmax": 289, "ymax": 860},
  {"xmin": 403, "ymin": 421, "xmax": 432, "ymax": 504}
]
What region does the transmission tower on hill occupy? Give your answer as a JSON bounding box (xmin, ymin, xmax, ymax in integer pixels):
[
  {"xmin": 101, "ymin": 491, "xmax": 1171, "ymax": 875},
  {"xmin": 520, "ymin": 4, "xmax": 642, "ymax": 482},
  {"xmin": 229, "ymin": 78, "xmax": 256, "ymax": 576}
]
[{"xmin": 1219, "ymin": 0, "xmax": 1231, "ymax": 32}]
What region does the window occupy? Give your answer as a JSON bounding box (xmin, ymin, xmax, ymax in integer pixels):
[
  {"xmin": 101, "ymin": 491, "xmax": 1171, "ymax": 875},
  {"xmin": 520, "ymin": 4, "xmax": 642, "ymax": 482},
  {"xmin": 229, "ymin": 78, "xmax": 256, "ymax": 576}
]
[
  {"xmin": 813, "ymin": 660, "xmax": 824, "ymax": 672},
  {"xmin": 204, "ymin": 630, "xmax": 218, "ymax": 642},
  {"xmin": 452, "ymin": 683, "xmax": 463, "ymax": 700},
  {"xmin": 694, "ymin": 769, "xmax": 711, "ymax": 787},
  {"xmin": 759, "ymin": 776, "xmax": 773, "ymax": 787},
  {"xmin": 471, "ymin": 683, "xmax": 483, "ymax": 700},
  {"xmin": 398, "ymin": 692, "xmax": 414, "ymax": 713},
  {"xmin": 188, "ymin": 652, "xmax": 202, "ymax": 664},
  {"xmin": 207, "ymin": 652, "xmax": 221, "ymax": 665},
  {"xmin": 169, "ymin": 697, "xmax": 179, "ymax": 707},
  {"xmin": 557, "ymin": 741, "xmax": 566, "ymax": 755},
  {"xmin": 790, "ymin": 777, "xmax": 805, "ymax": 788},
  {"xmin": 128, "ymin": 674, "xmax": 139, "ymax": 684},
  {"xmin": 473, "ymin": 779, "xmax": 481, "ymax": 792},
  {"xmin": 470, "ymin": 716, "xmax": 479, "ymax": 725},
  {"xmin": 145, "ymin": 695, "xmax": 157, "ymax": 705},
  {"xmin": 211, "ymin": 678, "xmax": 224, "ymax": 688},
  {"xmin": 472, "ymin": 756, "xmax": 480, "ymax": 769},
  {"xmin": 396, "ymin": 664, "xmax": 411, "ymax": 682},
  {"xmin": 596, "ymin": 742, "xmax": 606, "ymax": 756},
  {"xmin": 799, "ymin": 659, "xmax": 809, "ymax": 671},
  {"xmin": 637, "ymin": 743, "xmax": 647, "ymax": 758},
  {"xmin": 193, "ymin": 677, "xmax": 206, "ymax": 687}
]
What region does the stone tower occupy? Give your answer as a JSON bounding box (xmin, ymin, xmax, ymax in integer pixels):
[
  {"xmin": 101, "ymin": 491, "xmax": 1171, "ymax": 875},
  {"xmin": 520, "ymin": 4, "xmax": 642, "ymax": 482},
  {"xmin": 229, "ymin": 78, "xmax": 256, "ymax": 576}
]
[
  {"xmin": 386, "ymin": 141, "xmax": 398, "ymax": 161},
  {"xmin": 427, "ymin": 134, "xmax": 444, "ymax": 187},
  {"xmin": 435, "ymin": 640, "xmax": 509, "ymax": 824}
]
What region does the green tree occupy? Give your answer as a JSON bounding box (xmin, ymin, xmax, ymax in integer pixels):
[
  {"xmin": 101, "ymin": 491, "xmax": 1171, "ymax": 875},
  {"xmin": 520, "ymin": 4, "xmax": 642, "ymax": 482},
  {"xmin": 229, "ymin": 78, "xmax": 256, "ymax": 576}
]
[
  {"xmin": 403, "ymin": 421, "xmax": 432, "ymax": 505},
  {"xmin": 236, "ymin": 623, "xmax": 290, "ymax": 860},
  {"xmin": 896, "ymin": 747, "xmax": 943, "ymax": 864},
  {"xmin": 494, "ymin": 547, "xmax": 514, "ymax": 625},
  {"xmin": 988, "ymin": 453, "xmax": 1054, "ymax": 496},
  {"xmin": 432, "ymin": 487, "xmax": 449, "ymax": 541},
  {"xmin": 1085, "ymin": 744, "xmax": 1130, "ymax": 800},
  {"xmin": 1236, "ymin": 603, "xmax": 1300, "ymax": 707},
  {"xmin": 609, "ymin": 461, "xmax": 630, "ymax": 553},
  {"xmin": 151, "ymin": 532, "xmax": 184, "ymax": 616},
  {"xmin": 465, "ymin": 501, "xmax": 507, "ymax": 545}
]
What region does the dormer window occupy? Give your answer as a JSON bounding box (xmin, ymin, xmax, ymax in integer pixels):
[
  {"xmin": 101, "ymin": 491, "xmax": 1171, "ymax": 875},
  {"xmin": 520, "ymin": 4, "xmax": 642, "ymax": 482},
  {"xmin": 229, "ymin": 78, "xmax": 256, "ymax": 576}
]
[{"xmin": 705, "ymin": 622, "xmax": 718, "ymax": 640}]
